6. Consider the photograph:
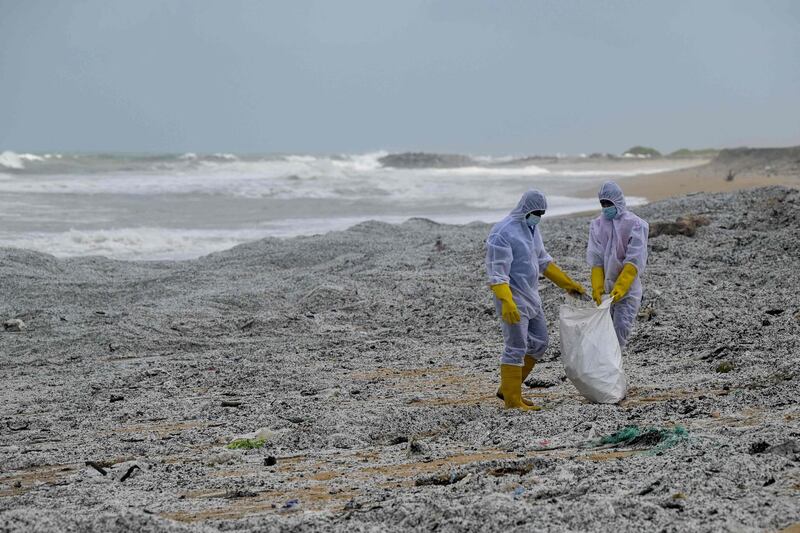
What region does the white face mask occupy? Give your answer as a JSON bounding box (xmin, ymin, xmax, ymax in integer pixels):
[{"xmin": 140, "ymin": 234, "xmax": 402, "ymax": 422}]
[{"xmin": 526, "ymin": 214, "xmax": 541, "ymax": 228}]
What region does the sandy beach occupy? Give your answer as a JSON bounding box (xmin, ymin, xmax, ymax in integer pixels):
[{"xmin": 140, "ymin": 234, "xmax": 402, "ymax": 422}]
[
  {"xmin": 1, "ymin": 182, "xmax": 799, "ymax": 532},
  {"xmin": 610, "ymin": 146, "xmax": 800, "ymax": 202}
]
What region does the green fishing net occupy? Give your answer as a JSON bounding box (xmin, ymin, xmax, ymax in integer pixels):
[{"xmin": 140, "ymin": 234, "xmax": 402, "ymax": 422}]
[{"xmin": 598, "ymin": 425, "xmax": 688, "ymax": 453}]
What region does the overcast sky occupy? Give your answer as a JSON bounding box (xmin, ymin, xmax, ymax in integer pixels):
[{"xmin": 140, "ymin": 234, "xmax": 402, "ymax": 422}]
[{"xmin": 1, "ymin": 0, "xmax": 799, "ymax": 155}]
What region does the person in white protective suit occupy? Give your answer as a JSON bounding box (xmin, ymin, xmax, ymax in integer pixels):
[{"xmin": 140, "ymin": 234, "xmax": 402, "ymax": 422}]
[
  {"xmin": 486, "ymin": 189, "xmax": 586, "ymax": 411},
  {"xmin": 587, "ymin": 181, "xmax": 649, "ymax": 349}
]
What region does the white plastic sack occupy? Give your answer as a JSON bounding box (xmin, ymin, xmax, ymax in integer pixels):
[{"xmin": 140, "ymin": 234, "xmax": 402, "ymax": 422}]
[{"xmin": 559, "ymin": 295, "xmax": 627, "ymax": 404}]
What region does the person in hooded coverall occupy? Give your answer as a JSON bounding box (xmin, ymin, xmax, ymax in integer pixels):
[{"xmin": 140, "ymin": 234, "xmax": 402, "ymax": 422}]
[
  {"xmin": 486, "ymin": 189, "xmax": 586, "ymax": 411},
  {"xmin": 587, "ymin": 181, "xmax": 649, "ymax": 349}
]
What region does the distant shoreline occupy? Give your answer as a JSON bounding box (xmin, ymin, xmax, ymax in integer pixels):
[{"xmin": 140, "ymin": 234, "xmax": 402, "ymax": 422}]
[{"xmin": 579, "ymin": 145, "xmax": 800, "ymax": 204}]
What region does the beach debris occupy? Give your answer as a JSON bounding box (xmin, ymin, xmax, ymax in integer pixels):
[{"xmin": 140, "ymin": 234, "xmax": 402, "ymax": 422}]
[
  {"xmin": 750, "ymin": 442, "xmax": 773, "ymax": 455},
  {"xmin": 226, "ymin": 437, "xmax": 266, "ymax": 450},
  {"xmin": 224, "ymin": 488, "xmax": 258, "ymax": 499},
  {"xmin": 119, "ymin": 464, "xmax": 140, "ymax": 482},
  {"xmin": 407, "ymin": 437, "xmax": 428, "ymax": 455},
  {"xmin": 638, "ymin": 480, "xmax": 660, "ymax": 495},
  {"xmin": 416, "ymin": 471, "xmax": 467, "ymax": 486},
  {"xmin": 637, "ymin": 307, "xmax": 657, "ymax": 321},
  {"xmin": 264, "ymin": 456, "xmax": 277, "ymax": 466},
  {"xmin": 597, "ymin": 425, "xmax": 688, "ymax": 452},
  {"xmin": 649, "ymin": 215, "xmax": 710, "ymax": 238},
  {"xmin": 661, "ymin": 498, "xmax": 685, "ymax": 510},
  {"xmin": 661, "ymin": 492, "xmax": 687, "ymax": 510},
  {"xmin": 434, "ymin": 236, "xmax": 446, "ymax": 252},
  {"xmin": 750, "ymin": 440, "xmax": 800, "ymax": 460},
  {"xmin": 765, "ymin": 309, "xmax": 785, "ymax": 316},
  {"xmin": 239, "ymin": 318, "xmax": 255, "ymax": 331},
  {"xmin": 3, "ymin": 319, "xmax": 26, "ymax": 332},
  {"xmin": 703, "ymin": 345, "xmax": 730, "ymax": 361},
  {"xmin": 85, "ymin": 461, "xmax": 108, "ymax": 476},
  {"xmin": 344, "ymin": 499, "xmax": 362, "ymax": 511},
  {"xmin": 205, "ymin": 451, "xmax": 238, "ymax": 465},
  {"xmin": 388, "ymin": 434, "xmax": 409, "ymax": 445},
  {"xmin": 226, "ymin": 427, "xmax": 288, "ymax": 450},
  {"xmin": 716, "ymin": 361, "xmax": 735, "ymax": 373},
  {"xmin": 725, "ymin": 169, "xmax": 736, "ymax": 182},
  {"xmin": 7, "ymin": 421, "xmax": 30, "ymax": 431},
  {"xmin": 512, "ymin": 486, "xmax": 526, "ymax": 499},
  {"xmin": 280, "ymin": 498, "xmax": 300, "ymax": 511},
  {"xmin": 489, "ymin": 462, "xmax": 535, "ymax": 477},
  {"xmin": 110, "ymin": 395, "xmax": 124, "ymax": 403},
  {"xmin": 221, "ymin": 400, "xmax": 242, "ymax": 408},
  {"xmin": 524, "ymin": 378, "xmax": 556, "ymax": 388}
]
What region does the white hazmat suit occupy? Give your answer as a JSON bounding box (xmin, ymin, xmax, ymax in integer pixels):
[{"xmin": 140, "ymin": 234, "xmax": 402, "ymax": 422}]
[
  {"xmin": 586, "ymin": 181, "xmax": 649, "ymax": 348},
  {"xmin": 486, "ymin": 190, "xmax": 553, "ymax": 365}
]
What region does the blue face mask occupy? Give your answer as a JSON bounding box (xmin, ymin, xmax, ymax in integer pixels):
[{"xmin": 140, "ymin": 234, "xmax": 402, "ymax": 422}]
[
  {"xmin": 602, "ymin": 206, "xmax": 617, "ymax": 220},
  {"xmin": 526, "ymin": 214, "xmax": 541, "ymax": 228}
]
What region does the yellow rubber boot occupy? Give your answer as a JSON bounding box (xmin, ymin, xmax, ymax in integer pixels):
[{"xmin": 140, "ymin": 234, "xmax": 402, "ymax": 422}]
[
  {"xmin": 499, "ymin": 364, "xmax": 540, "ymax": 411},
  {"xmin": 610, "ymin": 263, "xmax": 638, "ymax": 302},
  {"xmin": 497, "ymin": 355, "xmax": 537, "ymax": 406},
  {"xmin": 543, "ymin": 263, "xmax": 586, "ymax": 295},
  {"xmin": 591, "ymin": 266, "xmax": 605, "ymax": 305}
]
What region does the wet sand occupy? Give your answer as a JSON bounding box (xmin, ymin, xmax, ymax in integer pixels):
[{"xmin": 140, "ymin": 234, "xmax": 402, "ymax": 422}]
[{"xmin": 1, "ymin": 186, "xmax": 799, "ymax": 531}]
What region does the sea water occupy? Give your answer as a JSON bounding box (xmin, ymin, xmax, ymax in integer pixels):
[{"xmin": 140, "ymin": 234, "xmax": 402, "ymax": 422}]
[{"xmin": 0, "ymin": 151, "xmax": 694, "ymax": 260}]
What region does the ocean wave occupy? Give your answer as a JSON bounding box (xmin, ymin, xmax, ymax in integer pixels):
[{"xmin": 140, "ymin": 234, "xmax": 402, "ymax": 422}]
[
  {"xmin": 0, "ymin": 151, "xmax": 56, "ymax": 170},
  {"xmin": 0, "ymin": 190, "xmax": 638, "ymax": 260},
  {"xmin": 472, "ymin": 154, "xmax": 518, "ymax": 164},
  {"xmin": 427, "ymin": 164, "xmax": 549, "ymax": 177},
  {"xmin": 0, "ymin": 151, "xmax": 26, "ymax": 170},
  {"xmin": 0, "ymin": 151, "xmax": 689, "ymax": 201},
  {"xmin": 0, "ymin": 151, "xmax": 68, "ymax": 170},
  {"xmin": 209, "ymin": 153, "xmax": 238, "ymax": 161}
]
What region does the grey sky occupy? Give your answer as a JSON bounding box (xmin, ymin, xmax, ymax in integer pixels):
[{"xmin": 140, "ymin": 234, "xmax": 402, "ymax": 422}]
[{"xmin": 1, "ymin": 0, "xmax": 799, "ymax": 154}]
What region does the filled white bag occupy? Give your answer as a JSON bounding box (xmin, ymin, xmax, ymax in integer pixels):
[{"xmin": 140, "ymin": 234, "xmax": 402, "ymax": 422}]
[{"xmin": 559, "ymin": 295, "xmax": 627, "ymax": 403}]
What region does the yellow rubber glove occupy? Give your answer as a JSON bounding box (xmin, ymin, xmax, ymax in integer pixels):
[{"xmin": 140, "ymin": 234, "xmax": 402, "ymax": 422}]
[
  {"xmin": 610, "ymin": 263, "xmax": 638, "ymax": 302},
  {"xmin": 490, "ymin": 283, "xmax": 520, "ymax": 324},
  {"xmin": 543, "ymin": 262, "xmax": 586, "ymax": 295},
  {"xmin": 591, "ymin": 266, "xmax": 605, "ymax": 305}
]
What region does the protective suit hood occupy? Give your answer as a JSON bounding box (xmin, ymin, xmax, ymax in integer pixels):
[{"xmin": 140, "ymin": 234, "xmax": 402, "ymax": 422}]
[
  {"xmin": 509, "ymin": 189, "xmax": 548, "ymax": 221},
  {"xmin": 598, "ymin": 181, "xmax": 627, "ymax": 216}
]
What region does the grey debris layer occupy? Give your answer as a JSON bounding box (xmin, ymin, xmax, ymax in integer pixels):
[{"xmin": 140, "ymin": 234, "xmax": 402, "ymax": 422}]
[{"xmin": 0, "ymin": 186, "xmax": 799, "ymax": 532}]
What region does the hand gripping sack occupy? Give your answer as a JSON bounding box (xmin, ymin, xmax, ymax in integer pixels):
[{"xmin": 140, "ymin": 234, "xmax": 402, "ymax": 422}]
[{"xmin": 559, "ymin": 295, "xmax": 627, "ymax": 403}]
